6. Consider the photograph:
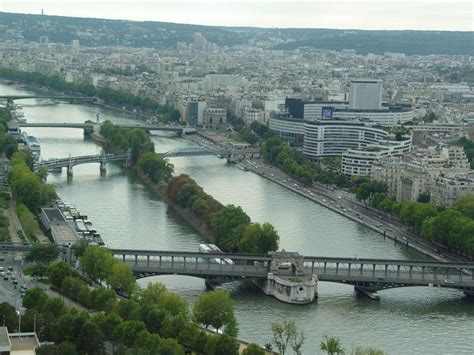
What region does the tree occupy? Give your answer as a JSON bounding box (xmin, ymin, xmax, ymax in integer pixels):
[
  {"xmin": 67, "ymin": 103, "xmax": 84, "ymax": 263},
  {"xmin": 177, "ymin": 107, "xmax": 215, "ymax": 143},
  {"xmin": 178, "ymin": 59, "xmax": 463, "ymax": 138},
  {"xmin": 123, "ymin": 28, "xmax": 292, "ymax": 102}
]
[
  {"xmin": 133, "ymin": 330, "xmax": 161, "ymax": 353},
  {"xmin": 399, "ymin": 201, "xmax": 418, "ymax": 231},
  {"xmin": 271, "ymin": 320, "xmax": 304, "ymax": 355},
  {"xmin": 243, "ymin": 343, "xmax": 266, "ymax": 355},
  {"xmin": 72, "ymin": 239, "xmax": 89, "ymax": 259},
  {"xmin": 210, "ymin": 205, "xmax": 250, "ymax": 246},
  {"xmin": 211, "ymin": 334, "xmax": 240, "ymax": 355},
  {"xmin": 76, "ymin": 321, "xmax": 105, "ymax": 354},
  {"xmin": 320, "ymin": 335, "xmax": 345, "ymax": 355},
  {"xmin": 417, "ymin": 192, "xmax": 431, "ymax": 203},
  {"xmin": 193, "ymin": 290, "xmax": 235, "ymax": 333},
  {"xmin": 352, "ymin": 346, "xmax": 387, "ymax": 355},
  {"xmin": 46, "ymin": 261, "xmax": 74, "ymax": 289},
  {"xmin": 108, "ymin": 262, "xmax": 136, "ymax": 294},
  {"xmin": 0, "ymin": 302, "xmax": 18, "ymax": 332},
  {"xmin": 113, "ymin": 320, "xmax": 147, "ymax": 347},
  {"xmin": 98, "ymin": 313, "xmax": 123, "ymax": 351},
  {"xmin": 42, "ymin": 297, "xmax": 67, "ymax": 319},
  {"xmin": 35, "ymin": 342, "xmax": 77, "ymax": 355},
  {"xmin": 239, "ymin": 223, "xmax": 279, "ymax": 254},
  {"xmin": 138, "ymin": 151, "xmax": 174, "ymax": 183},
  {"xmin": 22, "ymin": 288, "xmax": 48, "ymax": 311},
  {"xmin": 79, "ymin": 245, "xmax": 115, "ymax": 282},
  {"xmin": 412, "ymin": 203, "xmax": 438, "ymax": 234},
  {"xmin": 25, "ymin": 244, "xmax": 60, "ymax": 279},
  {"xmin": 136, "ymin": 283, "xmax": 167, "ymax": 306},
  {"xmin": 453, "ymin": 195, "xmax": 474, "ymax": 219}
]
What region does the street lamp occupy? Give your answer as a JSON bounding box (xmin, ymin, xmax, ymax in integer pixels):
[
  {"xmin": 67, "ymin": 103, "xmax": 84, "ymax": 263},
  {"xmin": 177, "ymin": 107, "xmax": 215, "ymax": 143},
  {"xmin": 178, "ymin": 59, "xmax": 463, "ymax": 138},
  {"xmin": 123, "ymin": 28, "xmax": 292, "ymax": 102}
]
[
  {"xmin": 15, "ymin": 310, "xmax": 20, "ymax": 333},
  {"xmin": 15, "ymin": 298, "xmax": 24, "ymax": 333}
]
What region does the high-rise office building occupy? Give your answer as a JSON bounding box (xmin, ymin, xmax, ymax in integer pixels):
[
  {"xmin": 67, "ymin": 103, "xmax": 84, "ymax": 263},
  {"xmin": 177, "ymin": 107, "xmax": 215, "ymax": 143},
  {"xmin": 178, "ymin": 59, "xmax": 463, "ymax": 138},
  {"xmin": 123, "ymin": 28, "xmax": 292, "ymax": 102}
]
[
  {"xmin": 349, "ymin": 79, "xmax": 383, "ymax": 110},
  {"xmin": 187, "ymin": 101, "xmax": 206, "ymax": 127}
]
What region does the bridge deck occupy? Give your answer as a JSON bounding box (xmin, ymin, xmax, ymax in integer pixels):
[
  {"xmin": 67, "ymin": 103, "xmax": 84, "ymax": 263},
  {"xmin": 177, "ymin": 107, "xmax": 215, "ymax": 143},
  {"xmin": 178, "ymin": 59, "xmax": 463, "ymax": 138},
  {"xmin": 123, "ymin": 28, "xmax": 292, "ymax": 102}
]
[{"xmin": 112, "ymin": 250, "xmax": 474, "ymax": 291}]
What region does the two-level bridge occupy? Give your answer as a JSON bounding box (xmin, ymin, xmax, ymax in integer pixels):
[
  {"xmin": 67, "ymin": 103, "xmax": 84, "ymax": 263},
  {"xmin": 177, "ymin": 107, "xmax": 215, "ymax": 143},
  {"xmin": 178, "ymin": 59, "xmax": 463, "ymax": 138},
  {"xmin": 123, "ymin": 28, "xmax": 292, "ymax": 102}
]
[{"xmin": 110, "ymin": 249, "xmax": 474, "ymax": 300}]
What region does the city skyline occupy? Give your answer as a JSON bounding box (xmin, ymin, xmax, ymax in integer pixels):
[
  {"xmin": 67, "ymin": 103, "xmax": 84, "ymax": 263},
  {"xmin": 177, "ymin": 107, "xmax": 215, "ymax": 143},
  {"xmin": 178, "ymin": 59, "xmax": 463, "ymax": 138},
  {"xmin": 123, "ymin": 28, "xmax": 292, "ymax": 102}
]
[{"xmin": 0, "ymin": 0, "xmax": 473, "ymax": 31}]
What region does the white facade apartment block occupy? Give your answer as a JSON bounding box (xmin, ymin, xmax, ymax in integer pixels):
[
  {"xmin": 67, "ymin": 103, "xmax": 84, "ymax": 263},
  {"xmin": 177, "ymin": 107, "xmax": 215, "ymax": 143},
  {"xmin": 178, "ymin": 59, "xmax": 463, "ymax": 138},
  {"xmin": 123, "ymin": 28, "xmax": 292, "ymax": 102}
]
[
  {"xmin": 243, "ymin": 108, "xmax": 263, "ymax": 125},
  {"xmin": 431, "ymin": 174, "xmax": 474, "ymax": 207},
  {"xmin": 349, "ymin": 79, "xmax": 383, "ymax": 110}
]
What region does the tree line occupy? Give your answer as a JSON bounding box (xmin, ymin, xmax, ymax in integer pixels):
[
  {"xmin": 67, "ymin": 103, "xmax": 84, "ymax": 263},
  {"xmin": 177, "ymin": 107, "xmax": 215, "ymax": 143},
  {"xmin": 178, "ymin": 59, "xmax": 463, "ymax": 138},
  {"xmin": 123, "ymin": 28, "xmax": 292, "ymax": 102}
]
[
  {"xmin": 261, "ymin": 136, "xmax": 316, "ymax": 185},
  {"xmin": 0, "ymin": 68, "xmax": 180, "ymax": 117},
  {"xmin": 355, "ymin": 180, "xmax": 474, "ymax": 257},
  {"xmin": 0, "ymin": 68, "xmax": 96, "ymax": 96},
  {"xmin": 0, "ymin": 107, "xmax": 19, "ymax": 159},
  {"xmin": 7, "ymin": 151, "xmax": 57, "ymax": 212},
  {"xmin": 166, "ymin": 174, "xmax": 279, "ymax": 253},
  {"xmin": 100, "ymin": 122, "xmax": 174, "ymax": 184}
]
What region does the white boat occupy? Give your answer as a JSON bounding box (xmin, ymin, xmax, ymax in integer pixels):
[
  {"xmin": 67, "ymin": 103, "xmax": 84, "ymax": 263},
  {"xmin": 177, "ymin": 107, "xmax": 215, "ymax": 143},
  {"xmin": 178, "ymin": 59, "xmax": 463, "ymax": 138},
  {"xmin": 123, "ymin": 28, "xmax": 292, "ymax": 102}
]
[{"xmin": 22, "ymin": 132, "xmax": 41, "ymax": 161}]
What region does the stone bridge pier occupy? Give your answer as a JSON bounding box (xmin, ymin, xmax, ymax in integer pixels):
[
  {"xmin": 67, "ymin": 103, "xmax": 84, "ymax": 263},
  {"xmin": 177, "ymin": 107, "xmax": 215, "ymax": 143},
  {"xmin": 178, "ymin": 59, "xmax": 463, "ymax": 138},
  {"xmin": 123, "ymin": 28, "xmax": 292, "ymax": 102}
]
[{"xmin": 67, "ymin": 164, "xmax": 73, "ymax": 176}]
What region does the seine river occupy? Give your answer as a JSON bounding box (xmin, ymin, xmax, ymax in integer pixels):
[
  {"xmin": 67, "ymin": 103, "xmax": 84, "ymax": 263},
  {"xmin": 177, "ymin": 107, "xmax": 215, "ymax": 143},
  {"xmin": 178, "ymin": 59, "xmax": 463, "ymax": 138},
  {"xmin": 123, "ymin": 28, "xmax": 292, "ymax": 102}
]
[{"xmin": 2, "ymin": 83, "xmax": 473, "ymax": 354}]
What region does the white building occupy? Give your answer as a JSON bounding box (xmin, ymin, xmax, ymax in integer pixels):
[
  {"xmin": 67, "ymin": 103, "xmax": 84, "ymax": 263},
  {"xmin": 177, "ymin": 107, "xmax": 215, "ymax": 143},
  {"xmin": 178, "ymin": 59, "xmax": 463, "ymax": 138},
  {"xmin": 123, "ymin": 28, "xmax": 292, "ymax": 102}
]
[
  {"xmin": 303, "ymin": 120, "xmax": 389, "ymax": 158},
  {"xmin": 349, "ymin": 79, "xmax": 383, "ymax": 110},
  {"xmin": 341, "ymin": 137, "xmax": 412, "ymax": 176},
  {"xmin": 431, "ymin": 173, "xmax": 474, "ymax": 207},
  {"xmin": 371, "ymin": 145, "xmax": 471, "ymax": 203},
  {"xmin": 243, "ymin": 108, "xmax": 263, "ymax": 125},
  {"xmin": 204, "ymin": 74, "xmax": 241, "ymax": 90},
  {"xmin": 268, "ymin": 113, "xmax": 305, "ymax": 141}
]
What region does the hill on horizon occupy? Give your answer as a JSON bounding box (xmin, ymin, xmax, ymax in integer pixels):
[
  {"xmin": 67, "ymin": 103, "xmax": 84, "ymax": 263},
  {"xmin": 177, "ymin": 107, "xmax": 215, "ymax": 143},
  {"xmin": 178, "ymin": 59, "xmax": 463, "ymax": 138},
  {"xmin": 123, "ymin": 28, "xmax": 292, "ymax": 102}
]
[{"xmin": 0, "ymin": 12, "xmax": 472, "ymax": 55}]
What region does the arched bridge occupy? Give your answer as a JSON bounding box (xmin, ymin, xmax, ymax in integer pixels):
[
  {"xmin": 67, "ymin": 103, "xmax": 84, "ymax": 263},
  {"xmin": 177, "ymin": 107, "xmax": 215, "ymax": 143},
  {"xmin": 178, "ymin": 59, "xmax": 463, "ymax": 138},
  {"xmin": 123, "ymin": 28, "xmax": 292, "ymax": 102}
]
[
  {"xmin": 36, "ymin": 145, "xmax": 259, "ymax": 176},
  {"xmin": 34, "ymin": 153, "xmax": 130, "ymax": 175},
  {"xmin": 110, "ymin": 249, "xmax": 474, "ymax": 299}
]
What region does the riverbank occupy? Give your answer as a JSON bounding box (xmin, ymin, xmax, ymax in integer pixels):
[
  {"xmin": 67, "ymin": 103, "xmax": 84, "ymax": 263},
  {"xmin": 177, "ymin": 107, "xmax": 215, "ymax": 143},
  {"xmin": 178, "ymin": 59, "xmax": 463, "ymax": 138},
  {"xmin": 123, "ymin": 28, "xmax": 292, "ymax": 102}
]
[{"xmin": 0, "ymin": 78, "xmax": 158, "ymax": 124}]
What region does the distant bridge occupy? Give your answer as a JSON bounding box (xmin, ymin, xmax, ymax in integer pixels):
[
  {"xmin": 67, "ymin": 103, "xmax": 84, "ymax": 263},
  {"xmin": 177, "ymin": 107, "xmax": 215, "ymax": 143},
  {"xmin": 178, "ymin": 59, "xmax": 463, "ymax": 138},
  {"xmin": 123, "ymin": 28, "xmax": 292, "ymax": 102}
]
[
  {"xmin": 35, "ymin": 146, "xmax": 260, "ymax": 175},
  {"xmin": 34, "ymin": 153, "xmax": 130, "ymax": 175},
  {"xmin": 110, "ymin": 249, "xmax": 474, "ymax": 299},
  {"xmin": 160, "ymin": 146, "xmax": 231, "ymax": 158},
  {"xmin": 14, "ymin": 121, "xmax": 185, "ymax": 134},
  {"xmin": 0, "ymin": 95, "xmax": 93, "ymax": 102}
]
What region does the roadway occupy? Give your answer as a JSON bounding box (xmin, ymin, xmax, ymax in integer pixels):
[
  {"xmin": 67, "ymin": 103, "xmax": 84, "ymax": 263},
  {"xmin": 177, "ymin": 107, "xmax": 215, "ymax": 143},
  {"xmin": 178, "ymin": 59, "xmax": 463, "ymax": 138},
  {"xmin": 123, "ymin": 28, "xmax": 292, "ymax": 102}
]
[
  {"xmin": 240, "ymin": 158, "xmax": 467, "ymax": 263},
  {"xmin": 0, "ymin": 252, "xmax": 29, "ymax": 313}
]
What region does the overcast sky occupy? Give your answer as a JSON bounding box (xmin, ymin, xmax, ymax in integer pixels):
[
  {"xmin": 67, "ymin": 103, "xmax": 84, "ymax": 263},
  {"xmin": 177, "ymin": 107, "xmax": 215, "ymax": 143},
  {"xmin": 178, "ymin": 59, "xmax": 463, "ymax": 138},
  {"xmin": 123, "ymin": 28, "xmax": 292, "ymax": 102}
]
[{"xmin": 1, "ymin": 0, "xmax": 472, "ymax": 31}]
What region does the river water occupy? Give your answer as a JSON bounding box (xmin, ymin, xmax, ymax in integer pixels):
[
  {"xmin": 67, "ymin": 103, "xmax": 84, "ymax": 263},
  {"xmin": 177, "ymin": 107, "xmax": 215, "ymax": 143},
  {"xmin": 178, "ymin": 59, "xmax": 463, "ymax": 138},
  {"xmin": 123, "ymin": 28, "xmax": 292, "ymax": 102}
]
[{"xmin": 2, "ymin": 83, "xmax": 473, "ymax": 354}]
